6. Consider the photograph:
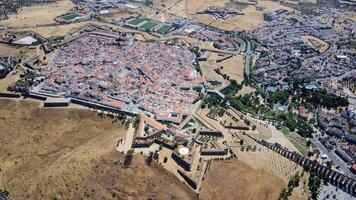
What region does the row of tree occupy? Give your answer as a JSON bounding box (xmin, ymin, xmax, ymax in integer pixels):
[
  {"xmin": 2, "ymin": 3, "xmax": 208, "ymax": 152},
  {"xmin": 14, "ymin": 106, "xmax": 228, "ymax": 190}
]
[{"xmin": 279, "ymin": 173, "xmax": 301, "ymax": 200}]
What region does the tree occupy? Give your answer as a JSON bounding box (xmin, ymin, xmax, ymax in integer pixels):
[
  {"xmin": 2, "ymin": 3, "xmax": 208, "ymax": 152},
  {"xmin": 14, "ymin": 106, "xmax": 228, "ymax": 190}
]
[
  {"xmin": 163, "ymin": 157, "xmax": 168, "ymax": 163},
  {"xmin": 123, "ymin": 150, "xmax": 134, "ymax": 168},
  {"xmin": 240, "ymin": 139, "xmax": 244, "ymax": 145},
  {"xmin": 279, "ymin": 173, "xmax": 300, "ymax": 200},
  {"xmin": 218, "ymin": 108, "xmax": 225, "ymax": 117},
  {"xmin": 278, "ymin": 188, "xmax": 289, "ymax": 200},
  {"xmin": 146, "ymin": 152, "xmax": 153, "ymax": 166},
  {"xmin": 133, "ymin": 116, "xmax": 140, "ymax": 127},
  {"xmin": 286, "ymin": 118, "xmax": 297, "ymax": 132},
  {"xmin": 144, "ymin": 125, "xmax": 149, "ymax": 133},
  {"xmin": 306, "ymin": 140, "xmax": 311, "ymax": 146},
  {"xmin": 308, "ymin": 173, "xmax": 321, "ymax": 200},
  {"xmin": 153, "ymin": 151, "xmax": 159, "ymax": 160},
  {"xmin": 309, "ymin": 117, "xmax": 316, "ymax": 125},
  {"xmin": 288, "ymin": 173, "xmax": 300, "ymax": 189},
  {"xmin": 144, "ymin": 0, "xmax": 154, "ymax": 5},
  {"xmin": 269, "ymin": 90, "xmax": 289, "ymax": 105},
  {"xmin": 252, "ymin": 125, "xmax": 256, "ymax": 130},
  {"xmin": 326, "ymin": 161, "xmax": 332, "ymax": 169},
  {"xmin": 297, "ymin": 119, "xmax": 313, "ymax": 138}
]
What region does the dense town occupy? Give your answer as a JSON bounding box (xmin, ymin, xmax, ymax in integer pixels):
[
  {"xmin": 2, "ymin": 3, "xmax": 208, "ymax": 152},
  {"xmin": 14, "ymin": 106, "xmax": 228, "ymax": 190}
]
[
  {"xmin": 0, "ymin": 0, "xmax": 355, "ymax": 200},
  {"xmin": 38, "ymin": 31, "xmax": 203, "ymax": 114},
  {"xmin": 252, "ymin": 8, "xmax": 354, "ymax": 95}
]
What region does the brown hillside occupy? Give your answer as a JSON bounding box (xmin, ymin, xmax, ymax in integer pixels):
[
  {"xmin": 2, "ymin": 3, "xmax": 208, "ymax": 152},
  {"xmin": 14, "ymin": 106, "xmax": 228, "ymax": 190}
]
[
  {"xmin": 200, "ymin": 159, "xmax": 285, "ymax": 200},
  {"xmin": 0, "ymin": 99, "xmax": 196, "ymax": 200}
]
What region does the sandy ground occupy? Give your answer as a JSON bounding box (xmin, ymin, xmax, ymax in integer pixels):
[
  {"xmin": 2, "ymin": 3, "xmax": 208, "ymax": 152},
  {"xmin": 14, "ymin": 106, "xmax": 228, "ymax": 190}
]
[
  {"xmin": 234, "ymin": 150, "xmax": 307, "ymax": 199},
  {"xmin": 0, "ymin": 0, "xmax": 75, "ymax": 27},
  {"xmin": 0, "ymin": 70, "xmax": 21, "ymax": 92},
  {"xmin": 200, "ymin": 52, "xmax": 244, "ymax": 84},
  {"xmin": 236, "ymin": 85, "xmax": 256, "ymax": 96},
  {"xmin": 301, "ymin": 35, "xmax": 329, "ymax": 53},
  {"xmin": 200, "ymin": 52, "xmax": 228, "ymax": 83},
  {"xmin": 0, "ymin": 99, "xmax": 196, "ymax": 200},
  {"xmin": 155, "ymin": 0, "xmax": 188, "ymax": 18},
  {"xmin": 186, "ymin": 0, "xmax": 227, "ymax": 15},
  {"xmin": 197, "ymin": 5, "xmax": 264, "ymax": 31},
  {"xmin": 257, "ymin": 0, "xmax": 294, "ymax": 12},
  {"xmin": 200, "ymin": 159, "xmax": 286, "ymax": 200},
  {"xmin": 0, "ymin": 44, "xmax": 17, "ymax": 57},
  {"xmin": 268, "ymin": 125, "xmax": 300, "ymax": 153},
  {"xmin": 220, "ymin": 55, "xmax": 244, "ymax": 83}
]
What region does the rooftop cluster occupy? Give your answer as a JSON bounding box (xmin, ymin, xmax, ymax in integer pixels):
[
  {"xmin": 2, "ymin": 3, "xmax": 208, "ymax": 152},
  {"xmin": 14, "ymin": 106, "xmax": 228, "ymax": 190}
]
[
  {"xmin": 196, "ymin": 6, "xmax": 243, "ymax": 20},
  {"xmin": 39, "ymin": 32, "xmax": 204, "ymax": 114},
  {"xmin": 252, "ymin": 8, "xmax": 355, "ymax": 91}
]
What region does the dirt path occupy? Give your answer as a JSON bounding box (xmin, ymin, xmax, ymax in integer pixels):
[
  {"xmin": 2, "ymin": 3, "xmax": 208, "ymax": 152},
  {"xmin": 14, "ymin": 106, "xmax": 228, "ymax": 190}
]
[{"xmin": 117, "ymin": 123, "xmax": 135, "ymax": 153}]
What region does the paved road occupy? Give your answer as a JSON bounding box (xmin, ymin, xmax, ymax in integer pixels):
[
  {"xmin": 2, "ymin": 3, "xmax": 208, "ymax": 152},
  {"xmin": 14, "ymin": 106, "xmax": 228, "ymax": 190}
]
[
  {"xmin": 243, "ymin": 39, "xmax": 252, "ymax": 80},
  {"xmin": 232, "ymin": 36, "xmax": 246, "ymax": 54},
  {"xmin": 310, "ymin": 137, "xmax": 356, "ymax": 180},
  {"xmin": 207, "ymin": 82, "xmax": 230, "ymax": 99}
]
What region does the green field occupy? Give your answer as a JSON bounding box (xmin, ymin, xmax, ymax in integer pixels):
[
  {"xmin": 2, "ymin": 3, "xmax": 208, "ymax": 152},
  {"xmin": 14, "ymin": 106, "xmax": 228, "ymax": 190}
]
[
  {"xmin": 281, "ymin": 128, "xmax": 309, "ymax": 156},
  {"xmin": 62, "ymin": 13, "xmax": 81, "ymax": 21},
  {"xmin": 128, "ymin": 18, "xmax": 146, "ymax": 26},
  {"xmin": 157, "ymin": 25, "xmax": 174, "ymax": 34},
  {"xmin": 139, "ymin": 21, "xmax": 158, "ymax": 31},
  {"xmin": 281, "ymin": 127, "xmax": 290, "ymax": 135}
]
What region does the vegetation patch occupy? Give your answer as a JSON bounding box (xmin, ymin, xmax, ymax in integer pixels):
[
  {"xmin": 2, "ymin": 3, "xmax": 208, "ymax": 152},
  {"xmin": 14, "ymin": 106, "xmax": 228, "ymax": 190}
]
[
  {"xmin": 128, "ymin": 18, "xmax": 146, "ymax": 26},
  {"xmin": 62, "ymin": 13, "xmax": 80, "ymax": 21},
  {"xmin": 139, "ymin": 21, "xmax": 158, "ymax": 31},
  {"xmin": 157, "ymin": 24, "xmax": 174, "ymax": 34}
]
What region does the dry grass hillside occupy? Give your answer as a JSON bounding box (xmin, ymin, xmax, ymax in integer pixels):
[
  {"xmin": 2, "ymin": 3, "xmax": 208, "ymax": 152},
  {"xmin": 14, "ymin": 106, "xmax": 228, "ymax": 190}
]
[
  {"xmin": 0, "ymin": 0, "xmax": 75, "ymax": 27},
  {"xmin": 200, "ymin": 159, "xmax": 285, "ymax": 200},
  {"xmin": 0, "ymin": 99, "xmax": 196, "ymax": 200}
]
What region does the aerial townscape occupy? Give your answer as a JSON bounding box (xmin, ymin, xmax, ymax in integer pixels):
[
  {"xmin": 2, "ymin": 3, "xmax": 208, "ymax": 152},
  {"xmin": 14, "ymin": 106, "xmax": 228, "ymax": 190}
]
[{"xmin": 0, "ymin": 0, "xmax": 355, "ymax": 200}]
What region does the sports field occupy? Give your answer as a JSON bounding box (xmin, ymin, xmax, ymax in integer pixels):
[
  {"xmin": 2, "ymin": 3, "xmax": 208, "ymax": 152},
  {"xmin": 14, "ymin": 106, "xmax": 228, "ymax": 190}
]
[
  {"xmin": 128, "ymin": 18, "xmax": 146, "ymax": 26},
  {"xmin": 139, "ymin": 21, "xmax": 159, "ymax": 31},
  {"xmin": 157, "ymin": 24, "xmax": 174, "ymax": 33},
  {"xmin": 62, "ymin": 13, "xmax": 80, "ymax": 21}
]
